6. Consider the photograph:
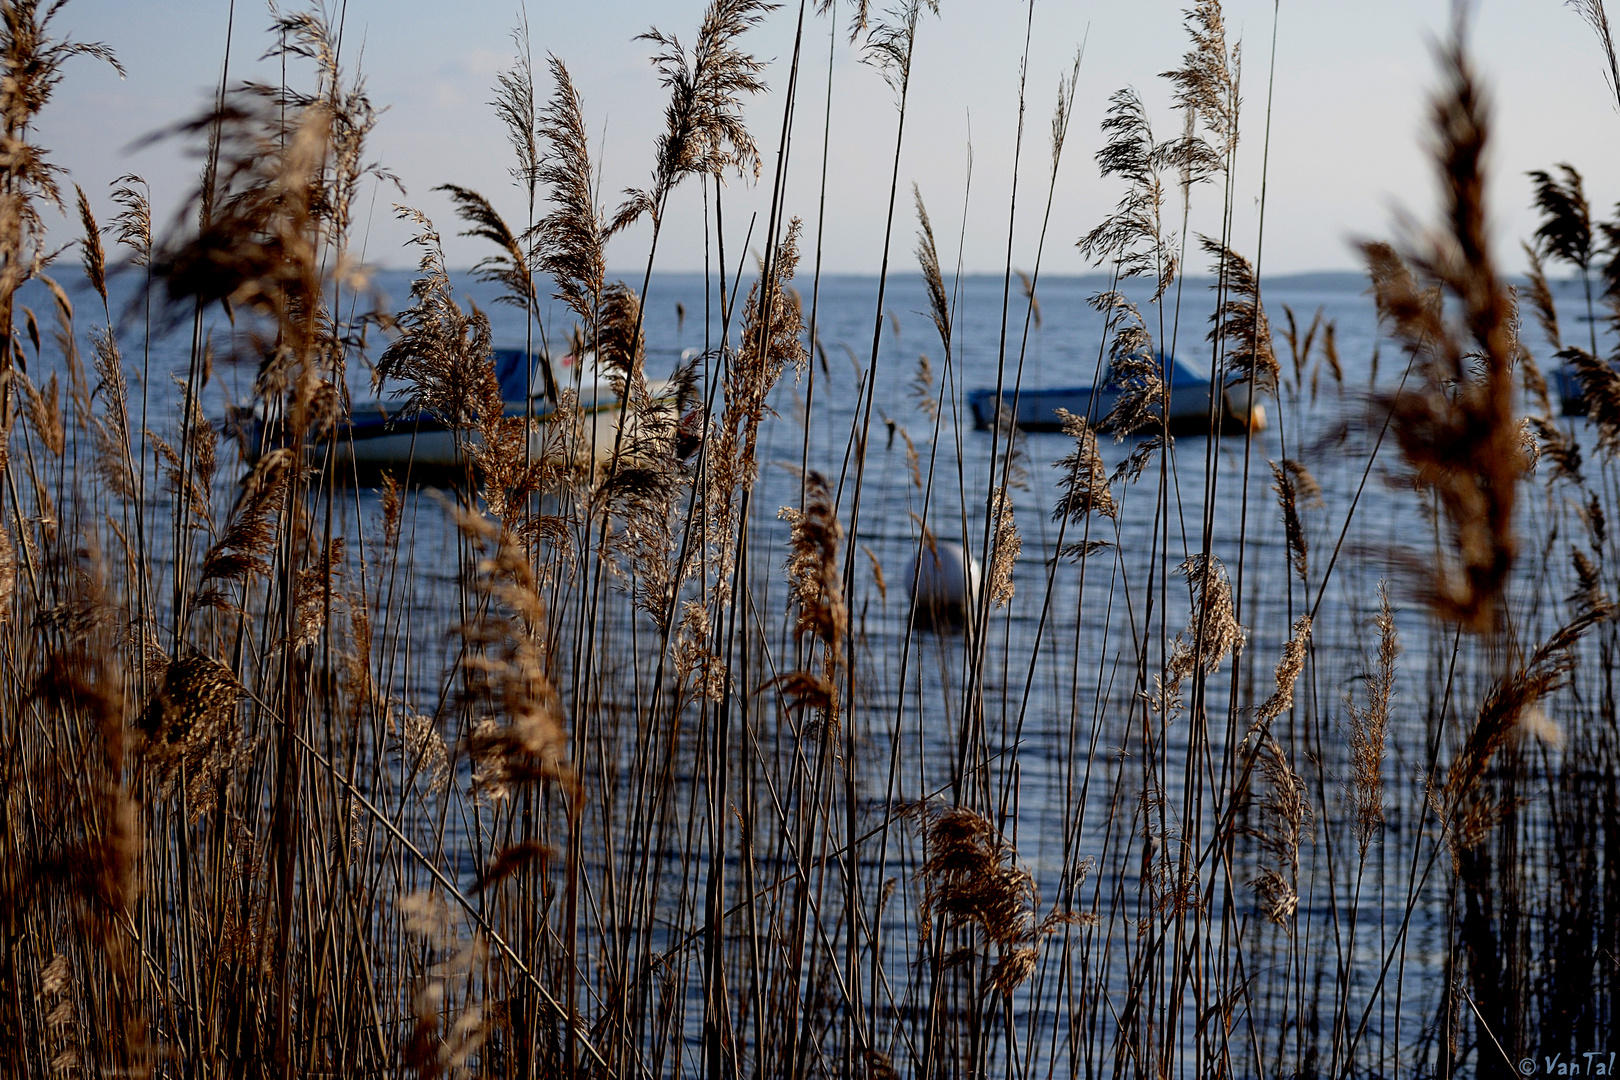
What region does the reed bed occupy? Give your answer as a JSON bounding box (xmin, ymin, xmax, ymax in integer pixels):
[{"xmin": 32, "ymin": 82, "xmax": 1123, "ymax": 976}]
[{"xmin": 1, "ymin": 0, "xmax": 1617, "ymax": 1077}]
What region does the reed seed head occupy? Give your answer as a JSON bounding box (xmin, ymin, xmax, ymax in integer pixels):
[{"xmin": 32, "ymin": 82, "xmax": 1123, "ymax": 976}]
[{"xmin": 780, "ymin": 470, "xmax": 848, "ymax": 649}]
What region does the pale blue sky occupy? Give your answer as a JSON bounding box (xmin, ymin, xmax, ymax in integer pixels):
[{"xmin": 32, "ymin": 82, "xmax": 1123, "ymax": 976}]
[{"xmin": 32, "ymin": 0, "xmax": 1620, "ymax": 276}]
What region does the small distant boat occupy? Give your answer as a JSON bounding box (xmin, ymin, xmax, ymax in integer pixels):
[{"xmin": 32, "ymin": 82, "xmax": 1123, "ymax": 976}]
[
  {"xmin": 1552, "ymin": 362, "xmax": 1616, "ymax": 417},
  {"xmin": 967, "ymin": 353, "xmax": 1266, "ymax": 436},
  {"xmin": 230, "ymin": 348, "xmax": 683, "ymax": 481},
  {"xmin": 1556, "ymin": 365, "xmax": 1585, "ymax": 416}
]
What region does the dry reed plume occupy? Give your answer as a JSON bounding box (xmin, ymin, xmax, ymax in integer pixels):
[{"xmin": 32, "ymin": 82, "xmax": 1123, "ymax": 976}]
[
  {"xmin": 1360, "ymin": 37, "xmax": 1520, "ymax": 632},
  {"xmin": 1346, "ymin": 584, "xmax": 1396, "ymax": 857},
  {"xmin": 3, "ymin": 1, "xmax": 1619, "ymax": 1076}
]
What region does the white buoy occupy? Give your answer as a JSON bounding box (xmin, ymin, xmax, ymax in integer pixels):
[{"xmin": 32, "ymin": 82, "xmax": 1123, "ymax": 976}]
[{"xmin": 907, "ymin": 540, "xmax": 981, "ymax": 629}]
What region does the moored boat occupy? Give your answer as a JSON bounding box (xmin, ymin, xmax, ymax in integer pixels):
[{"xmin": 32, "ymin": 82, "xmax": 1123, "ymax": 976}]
[
  {"xmin": 1555, "ymin": 362, "xmax": 1606, "ymax": 417},
  {"xmin": 1557, "ymin": 365, "xmax": 1581, "ymax": 416},
  {"xmin": 968, "ymin": 353, "xmax": 1266, "ymax": 435},
  {"xmin": 229, "ymin": 348, "xmax": 684, "ymax": 482}
]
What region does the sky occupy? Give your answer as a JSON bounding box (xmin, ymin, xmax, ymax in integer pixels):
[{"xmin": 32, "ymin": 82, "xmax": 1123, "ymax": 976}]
[{"xmin": 28, "ymin": 0, "xmax": 1620, "ymax": 278}]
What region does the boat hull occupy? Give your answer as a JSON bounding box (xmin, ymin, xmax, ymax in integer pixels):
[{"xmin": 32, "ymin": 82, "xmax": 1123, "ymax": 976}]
[
  {"xmin": 967, "ymin": 381, "xmax": 1264, "ymax": 435},
  {"xmin": 1557, "ymin": 364, "xmax": 1589, "ymax": 416},
  {"xmin": 235, "ymin": 381, "xmax": 676, "ymax": 484}
]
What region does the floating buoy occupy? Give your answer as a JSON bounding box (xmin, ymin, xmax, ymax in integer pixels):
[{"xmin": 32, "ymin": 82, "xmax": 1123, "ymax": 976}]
[{"xmin": 907, "ymin": 540, "xmax": 981, "ymax": 630}]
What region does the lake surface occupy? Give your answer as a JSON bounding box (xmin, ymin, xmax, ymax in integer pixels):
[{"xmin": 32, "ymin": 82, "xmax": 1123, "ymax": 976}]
[{"xmin": 25, "ymin": 260, "xmax": 1609, "ymax": 1076}]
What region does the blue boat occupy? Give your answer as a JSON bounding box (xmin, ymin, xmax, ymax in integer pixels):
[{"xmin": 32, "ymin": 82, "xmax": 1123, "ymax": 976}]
[
  {"xmin": 1556, "ymin": 363, "xmax": 1602, "ymax": 416},
  {"xmin": 967, "ymin": 353, "xmax": 1265, "ymax": 435}
]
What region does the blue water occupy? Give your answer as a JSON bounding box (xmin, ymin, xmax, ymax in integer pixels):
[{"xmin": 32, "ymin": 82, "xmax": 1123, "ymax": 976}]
[{"xmin": 19, "ymin": 259, "xmax": 1608, "ymax": 1076}]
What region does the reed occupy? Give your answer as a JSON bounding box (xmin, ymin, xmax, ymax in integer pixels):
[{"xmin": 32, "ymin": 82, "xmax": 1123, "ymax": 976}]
[{"xmin": 5, "ymin": 1, "xmax": 1620, "ymax": 1077}]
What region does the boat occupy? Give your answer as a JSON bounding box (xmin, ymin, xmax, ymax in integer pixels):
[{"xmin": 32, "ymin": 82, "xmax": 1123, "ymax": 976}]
[
  {"xmin": 1556, "ymin": 365, "xmax": 1585, "ymax": 416},
  {"xmin": 967, "ymin": 353, "xmax": 1266, "ymax": 436},
  {"xmin": 229, "ymin": 348, "xmax": 685, "ymax": 482},
  {"xmin": 1552, "ymin": 361, "xmax": 1617, "ymax": 417}
]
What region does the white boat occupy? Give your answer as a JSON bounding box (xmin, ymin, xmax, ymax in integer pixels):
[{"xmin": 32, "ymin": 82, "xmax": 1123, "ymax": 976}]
[
  {"xmin": 230, "ymin": 348, "xmax": 687, "ymax": 481},
  {"xmin": 968, "ymin": 353, "xmax": 1265, "ymax": 435}
]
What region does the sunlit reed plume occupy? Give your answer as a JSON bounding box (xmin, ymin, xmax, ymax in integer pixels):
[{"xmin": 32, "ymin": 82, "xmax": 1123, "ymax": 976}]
[
  {"xmin": 1254, "ymin": 614, "xmax": 1311, "ymax": 729},
  {"xmin": 535, "ymin": 56, "xmax": 604, "ymax": 327},
  {"xmin": 375, "ymin": 209, "xmax": 499, "ymax": 430},
  {"xmin": 1052, "ymin": 408, "xmax": 1117, "ymax": 528},
  {"xmin": 711, "ymin": 218, "xmax": 805, "ymax": 503},
  {"xmin": 861, "ymin": 0, "xmax": 938, "ymax": 98},
  {"xmin": 109, "ymin": 175, "xmax": 150, "ymax": 266},
  {"xmin": 1250, "ymin": 735, "xmax": 1310, "ymax": 926},
  {"xmin": 1089, "ymin": 291, "xmax": 1161, "ymax": 438},
  {"xmin": 458, "ymin": 509, "xmax": 575, "ymax": 802},
  {"xmin": 1271, "ymin": 459, "xmax": 1308, "ymax": 580},
  {"xmin": 1161, "ymin": 0, "xmax": 1236, "ymax": 176},
  {"xmin": 191, "ymin": 448, "xmax": 293, "ymax": 613},
  {"xmin": 0, "ymin": 1, "xmax": 119, "ymax": 376},
  {"xmin": 74, "ymin": 185, "xmax": 105, "ymax": 305},
  {"xmin": 1347, "ymin": 585, "xmax": 1397, "ymax": 857},
  {"xmin": 1167, "ymin": 553, "xmax": 1245, "ymax": 689},
  {"xmin": 1203, "ymin": 237, "xmax": 1277, "ymax": 392},
  {"xmin": 988, "ymin": 487, "xmax": 1020, "ymax": 608},
  {"xmin": 911, "ymin": 802, "xmax": 1048, "ymax": 995},
  {"xmin": 1079, "ymin": 89, "xmax": 1174, "ymax": 299},
  {"xmin": 437, "ymin": 184, "xmax": 539, "ymax": 317},
  {"xmin": 913, "ymin": 184, "xmax": 951, "ymax": 358},
  {"xmin": 780, "ymin": 469, "xmax": 848, "ymax": 649},
  {"xmin": 492, "ymin": 16, "xmax": 540, "ymax": 195},
  {"xmin": 612, "ymin": 0, "xmax": 775, "ymax": 234}
]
